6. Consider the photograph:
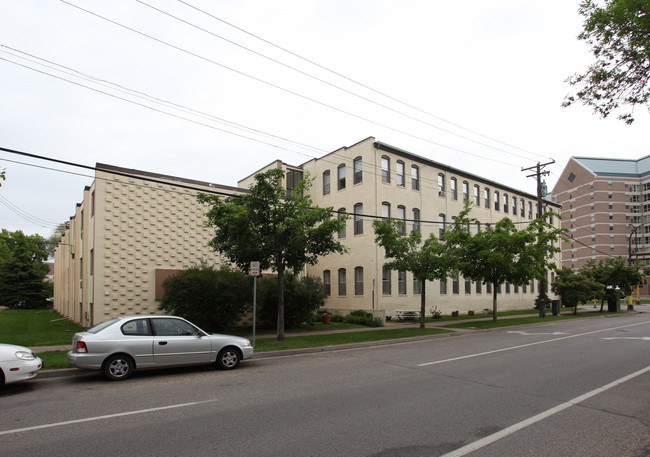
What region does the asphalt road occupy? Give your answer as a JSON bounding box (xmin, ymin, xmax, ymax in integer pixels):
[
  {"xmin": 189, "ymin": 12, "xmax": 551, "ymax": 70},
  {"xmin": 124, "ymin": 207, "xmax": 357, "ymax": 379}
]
[{"xmin": 2, "ymin": 311, "xmax": 650, "ymax": 457}]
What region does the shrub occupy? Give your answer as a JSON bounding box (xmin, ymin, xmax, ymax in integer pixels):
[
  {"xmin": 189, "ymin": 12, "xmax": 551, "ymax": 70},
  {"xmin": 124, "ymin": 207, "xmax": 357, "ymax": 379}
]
[
  {"xmin": 257, "ymin": 274, "xmax": 326, "ymax": 328},
  {"xmin": 345, "ymin": 310, "xmax": 384, "ymax": 327},
  {"xmin": 159, "ymin": 265, "xmax": 252, "ymax": 331}
]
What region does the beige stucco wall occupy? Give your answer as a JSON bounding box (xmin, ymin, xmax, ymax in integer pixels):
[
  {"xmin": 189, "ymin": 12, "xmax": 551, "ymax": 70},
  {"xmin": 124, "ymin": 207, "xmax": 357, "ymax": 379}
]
[{"xmin": 54, "ymin": 166, "xmax": 240, "ymax": 326}]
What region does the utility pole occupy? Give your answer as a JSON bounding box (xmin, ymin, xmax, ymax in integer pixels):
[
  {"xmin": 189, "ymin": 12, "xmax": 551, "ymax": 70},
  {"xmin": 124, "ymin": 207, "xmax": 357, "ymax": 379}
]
[{"xmin": 523, "ymin": 160, "xmax": 555, "ymax": 318}]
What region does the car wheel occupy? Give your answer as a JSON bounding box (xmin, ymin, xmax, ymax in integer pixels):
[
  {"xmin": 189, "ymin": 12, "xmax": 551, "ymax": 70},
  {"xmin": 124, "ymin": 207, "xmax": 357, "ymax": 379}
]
[
  {"xmin": 102, "ymin": 354, "xmax": 134, "ymax": 381},
  {"xmin": 0, "ymin": 368, "xmax": 4, "ymax": 385},
  {"xmin": 216, "ymin": 347, "xmax": 241, "ymax": 370}
]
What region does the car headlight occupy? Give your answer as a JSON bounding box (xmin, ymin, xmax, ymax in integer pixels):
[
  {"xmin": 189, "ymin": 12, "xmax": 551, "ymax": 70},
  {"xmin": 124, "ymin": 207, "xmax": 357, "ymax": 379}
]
[
  {"xmin": 15, "ymin": 351, "xmax": 36, "ymax": 360},
  {"xmin": 245, "ymin": 340, "xmax": 251, "ymax": 347}
]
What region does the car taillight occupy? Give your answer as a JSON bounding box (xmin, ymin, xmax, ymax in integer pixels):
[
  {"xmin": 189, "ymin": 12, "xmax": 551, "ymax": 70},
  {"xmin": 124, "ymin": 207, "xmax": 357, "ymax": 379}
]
[{"xmin": 75, "ymin": 341, "xmax": 88, "ymax": 353}]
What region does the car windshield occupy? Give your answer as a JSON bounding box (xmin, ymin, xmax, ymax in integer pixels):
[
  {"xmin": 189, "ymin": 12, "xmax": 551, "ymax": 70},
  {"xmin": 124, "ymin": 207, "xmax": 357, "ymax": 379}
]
[{"xmin": 86, "ymin": 318, "xmax": 120, "ymax": 334}]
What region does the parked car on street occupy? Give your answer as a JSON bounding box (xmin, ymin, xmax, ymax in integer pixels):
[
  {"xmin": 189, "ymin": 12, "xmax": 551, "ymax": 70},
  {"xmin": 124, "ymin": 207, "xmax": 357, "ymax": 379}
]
[
  {"xmin": 0, "ymin": 343, "xmax": 43, "ymax": 385},
  {"xmin": 67, "ymin": 315, "xmax": 253, "ymax": 381}
]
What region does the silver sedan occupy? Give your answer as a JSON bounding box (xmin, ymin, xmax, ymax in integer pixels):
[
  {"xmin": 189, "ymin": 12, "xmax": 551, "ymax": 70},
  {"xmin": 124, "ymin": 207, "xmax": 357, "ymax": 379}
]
[{"xmin": 67, "ymin": 315, "xmax": 253, "ymax": 381}]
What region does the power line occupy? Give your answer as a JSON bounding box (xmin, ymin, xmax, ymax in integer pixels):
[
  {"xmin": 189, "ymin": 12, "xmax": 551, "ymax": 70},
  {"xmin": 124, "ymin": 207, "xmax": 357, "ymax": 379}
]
[
  {"xmin": 178, "ymin": 0, "xmax": 550, "ymax": 162},
  {"xmin": 58, "ymin": 0, "xmax": 530, "ymax": 169},
  {"xmin": 137, "ymin": 0, "xmax": 545, "ymax": 163}
]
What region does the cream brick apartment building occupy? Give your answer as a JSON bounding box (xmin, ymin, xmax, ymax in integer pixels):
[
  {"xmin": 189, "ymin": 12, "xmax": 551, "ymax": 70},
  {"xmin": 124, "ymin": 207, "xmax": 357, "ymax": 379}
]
[
  {"xmin": 54, "ymin": 137, "xmax": 560, "ymax": 326},
  {"xmin": 240, "ymin": 137, "xmax": 561, "ymax": 317},
  {"xmin": 552, "ymin": 155, "xmax": 650, "ymax": 294}
]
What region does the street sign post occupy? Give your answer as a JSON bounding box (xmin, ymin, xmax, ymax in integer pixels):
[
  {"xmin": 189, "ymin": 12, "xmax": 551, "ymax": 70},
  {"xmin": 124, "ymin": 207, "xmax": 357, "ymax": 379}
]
[{"xmin": 250, "ymin": 262, "xmax": 260, "ymax": 347}]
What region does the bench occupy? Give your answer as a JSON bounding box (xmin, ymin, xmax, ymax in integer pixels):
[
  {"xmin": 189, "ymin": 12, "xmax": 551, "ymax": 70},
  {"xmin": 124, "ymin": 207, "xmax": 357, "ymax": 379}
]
[{"xmin": 395, "ymin": 310, "xmax": 421, "ymax": 320}]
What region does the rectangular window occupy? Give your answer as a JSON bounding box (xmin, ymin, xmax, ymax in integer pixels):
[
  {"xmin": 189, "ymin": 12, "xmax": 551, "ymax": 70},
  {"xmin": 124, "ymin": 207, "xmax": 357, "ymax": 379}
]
[
  {"xmin": 286, "ymin": 169, "xmax": 303, "ymax": 193},
  {"xmin": 413, "ymin": 278, "xmax": 421, "ymax": 294},
  {"xmin": 440, "ymin": 279, "xmax": 447, "ymax": 295},
  {"xmin": 476, "ymin": 281, "xmax": 482, "ymax": 294},
  {"xmin": 452, "ymin": 275, "xmax": 459, "ymax": 294},
  {"xmin": 398, "ymin": 271, "xmax": 406, "ymax": 295},
  {"xmin": 465, "ymin": 278, "xmax": 471, "ymax": 294},
  {"xmin": 382, "ymin": 268, "xmax": 391, "ymax": 295}
]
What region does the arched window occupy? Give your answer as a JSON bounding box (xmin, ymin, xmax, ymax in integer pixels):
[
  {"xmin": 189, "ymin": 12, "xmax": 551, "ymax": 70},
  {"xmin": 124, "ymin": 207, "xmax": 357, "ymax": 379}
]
[
  {"xmin": 396, "ymin": 161, "xmax": 405, "ymax": 187},
  {"xmin": 462, "ymin": 181, "xmax": 469, "ymax": 202},
  {"xmin": 438, "ymin": 213, "xmax": 446, "ymax": 238},
  {"xmin": 381, "ymin": 202, "xmax": 390, "ymax": 220},
  {"xmin": 411, "ymin": 165, "xmax": 420, "ymax": 190},
  {"xmin": 323, "ymin": 270, "xmax": 331, "ymax": 296},
  {"xmin": 494, "ymin": 191, "xmax": 500, "ymax": 211},
  {"xmin": 354, "ymin": 267, "xmax": 364, "ymax": 295},
  {"xmin": 337, "ymin": 164, "xmax": 346, "ymax": 190},
  {"xmin": 503, "ymin": 193, "xmax": 509, "ymax": 213},
  {"xmin": 412, "ymin": 208, "xmax": 421, "ymax": 233},
  {"xmin": 338, "ymin": 268, "xmax": 346, "ymax": 296},
  {"xmin": 381, "ymin": 156, "xmax": 390, "ymax": 183},
  {"xmin": 353, "ymin": 157, "xmax": 363, "ymax": 184},
  {"xmin": 322, "ymin": 170, "xmax": 330, "ymax": 195},
  {"xmin": 337, "ymin": 208, "xmax": 346, "ymax": 238},
  {"xmin": 474, "ymin": 185, "xmax": 480, "ymax": 205},
  {"xmin": 438, "ymin": 173, "xmax": 446, "ymax": 196},
  {"xmin": 397, "ymin": 205, "xmax": 406, "ymax": 234},
  {"xmin": 484, "ymin": 187, "xmax": 490, "ymax": 208},
  {"xmin": 354, "ymin": 203, "xmax": 363, "ymax": 235}
]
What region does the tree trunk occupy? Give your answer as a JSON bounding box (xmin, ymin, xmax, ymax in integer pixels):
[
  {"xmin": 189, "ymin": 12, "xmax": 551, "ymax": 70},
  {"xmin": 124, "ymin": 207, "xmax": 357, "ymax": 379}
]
[
  {"xmin": 419, "ymin": 280, "xmax": 426, "ymax": 329},
  {"xmin": 277, "ymin": 264, "xmax": 285, "ymax": 341},
  {"xmin": 492, "ymin": 281, "xmax": 498, "ymax": 321}
]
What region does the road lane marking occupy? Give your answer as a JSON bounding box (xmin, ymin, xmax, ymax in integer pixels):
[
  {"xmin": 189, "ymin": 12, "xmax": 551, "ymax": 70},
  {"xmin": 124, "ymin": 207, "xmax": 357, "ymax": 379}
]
[
  {"xmin": 418, "ymin": 320, "xmax": 649, "ymax": 367},
  {"xmin": 440, "ymin": 365, "xmax": 650, "ymax": 457},
  {"xmin": 508, "ymin": 331, "xmax": 568, "ymax": 336},
  {"xmin": 0, "ymin": 399, "xmax": 218, "ymax": 436},
  {"xmin": 603, "ymin": 337, "xmax": 650, "ymax": 341}
]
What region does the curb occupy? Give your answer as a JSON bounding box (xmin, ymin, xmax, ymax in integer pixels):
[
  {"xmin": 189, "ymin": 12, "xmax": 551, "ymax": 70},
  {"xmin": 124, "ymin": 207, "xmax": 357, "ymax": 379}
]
[{"xmin": 36, "ymin": 331, "xmax": 461, "ymax": 379}]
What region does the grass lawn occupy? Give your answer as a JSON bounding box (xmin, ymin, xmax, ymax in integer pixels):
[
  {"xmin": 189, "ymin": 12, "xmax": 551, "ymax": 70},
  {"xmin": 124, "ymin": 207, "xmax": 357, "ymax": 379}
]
[
  {"xmin": 0, "ymin": 309, "xmax": 85, "ymax": 346},
  {"xmin": 442, "ymin": 310, "xmax": 626, "ymax": 330}
]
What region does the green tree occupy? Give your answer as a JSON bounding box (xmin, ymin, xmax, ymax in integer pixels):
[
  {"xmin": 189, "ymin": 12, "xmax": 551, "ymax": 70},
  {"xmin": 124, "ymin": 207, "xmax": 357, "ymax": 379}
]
[
  {"xmin": 551, "ymin": 267, "xmax": 603, "ymax": 314},
  {"xmin": 373, "ymin": 217, "xmax": 456, "ymax": 329},
  {"xmin": 198, "ymin": 168, "xmax": 348, "ymax": 341},
  {"xmin": 0, "ymin": 229, "xmax": 49, "ymax": 308},
  {"xmin": 45, "ymin": 223, "xmax": 67, "ymax": 258},
  {"xmin": 582, "ymin": 257, "xmax": 644, "ymax": 310},
  {"xmin": 257, "ymin": 274, "xmax": 326, "ymax": 328},
  {"xmin": 563, "ymin": 0, "xmax": 650, "ymax": 124},
  {"xmin": 159, "ymin": 265, "xmax": 252, "ymax": 331},
  {"xmin": 446, "ymin": 208, "xmax": 564, "ymax": 321},
  {"xmin": 0, "ymin": 168, "xmax": 5, "ymax": 186}
]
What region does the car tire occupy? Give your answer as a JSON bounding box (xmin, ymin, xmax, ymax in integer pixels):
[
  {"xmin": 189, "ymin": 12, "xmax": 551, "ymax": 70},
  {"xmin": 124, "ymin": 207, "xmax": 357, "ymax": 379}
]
[
  {"xmin": 0, "ymin": 368, "xmax": 4, "ymax": 385},
  {"xmin": 102, "ymin": 354, "xmax": 134, "ymax": 381},
  {"xmin": 216, "ymin": 347, "xmax": 241, "ymax": 370}
]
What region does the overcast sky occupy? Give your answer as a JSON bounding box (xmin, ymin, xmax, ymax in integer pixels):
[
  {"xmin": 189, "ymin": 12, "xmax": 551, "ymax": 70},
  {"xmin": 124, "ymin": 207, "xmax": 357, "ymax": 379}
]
[{"xmin": 1, "ymin": 0, "xmax": 648, "ymax": 238}]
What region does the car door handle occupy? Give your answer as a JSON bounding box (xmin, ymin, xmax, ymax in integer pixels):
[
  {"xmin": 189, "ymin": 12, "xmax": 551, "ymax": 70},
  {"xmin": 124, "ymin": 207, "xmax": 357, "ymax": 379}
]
[{"xmin": 158, "ymin": 341, "xmax": 168, "ymax": 345}]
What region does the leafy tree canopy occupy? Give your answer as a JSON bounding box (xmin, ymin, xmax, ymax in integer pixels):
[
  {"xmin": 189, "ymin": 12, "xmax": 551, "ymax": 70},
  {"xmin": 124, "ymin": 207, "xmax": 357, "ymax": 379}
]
[
  {"xmin": 445, "ymin": 206, "xmax": 565, "ymax": 320},
  {"xmin": 551, "ymin": 267, "xmax": 603, "ymax": 313},
  {"xmin": 197, "ymin": 168, "xmax": 347, "ymax": 340},
  {"xmin": 0, "ymin": 229, "xmax": 50, "ymax": 308},
  {"xmin": 563, "ymin": 0, "xmax": 650, "ymax": 124},
  {"xmin": 373, "ymin": 216, "xmax": 457, "ymax": 328}
]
